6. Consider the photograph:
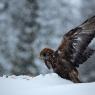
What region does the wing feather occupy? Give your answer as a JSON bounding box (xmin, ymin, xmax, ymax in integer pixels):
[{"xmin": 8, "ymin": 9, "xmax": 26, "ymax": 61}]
[{"xmin": 56, "ymin": 16, "xmax": 95, "ymax": 67}]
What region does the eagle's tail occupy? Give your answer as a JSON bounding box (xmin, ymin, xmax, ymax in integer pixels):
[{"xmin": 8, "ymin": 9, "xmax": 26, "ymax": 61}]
[{"xmin": 69, "ymin": 70, "xmax": 81, "ymax": 83}]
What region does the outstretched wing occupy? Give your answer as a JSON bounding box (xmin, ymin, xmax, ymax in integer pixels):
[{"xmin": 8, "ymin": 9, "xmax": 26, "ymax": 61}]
[{"xmin": 56, "ymin": 16, "xmax": 95, "ymax": 67}]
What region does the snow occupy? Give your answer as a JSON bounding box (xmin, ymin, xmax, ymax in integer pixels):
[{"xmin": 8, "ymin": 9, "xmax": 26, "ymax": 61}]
[{"xmin": 0, "ymin": 73, "xmax": 95, "ymax": 95}]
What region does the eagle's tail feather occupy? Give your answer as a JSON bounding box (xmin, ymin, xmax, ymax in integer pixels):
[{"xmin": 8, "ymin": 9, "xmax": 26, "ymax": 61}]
[{"xmin": 69, "ymin": 70, "xmax": 81, "ymax": 83}]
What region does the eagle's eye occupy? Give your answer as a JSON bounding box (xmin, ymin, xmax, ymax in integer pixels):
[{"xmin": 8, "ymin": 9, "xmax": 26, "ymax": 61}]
[
  {"xmin": 42, "ymin": 53, "xmax": 49, "ymax": 60},
  {"xmin": 40, "ymin": 51, "xmax": 49, "ymax": 60},
  {"xmin": 43, "ymin": 53, "xmax": 46, "ymax": 57}
]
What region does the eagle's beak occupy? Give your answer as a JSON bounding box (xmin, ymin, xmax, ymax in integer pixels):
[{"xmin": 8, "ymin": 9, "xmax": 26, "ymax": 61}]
[{"xmin": 40, "ymin": 55, "xmax": 44, "ymax": 60}]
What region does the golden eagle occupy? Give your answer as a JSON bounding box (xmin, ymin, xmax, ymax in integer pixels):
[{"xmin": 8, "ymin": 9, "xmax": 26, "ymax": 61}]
[{"xmin": 40, "ymin": 16, "xmax": 95, "ymax": 83}]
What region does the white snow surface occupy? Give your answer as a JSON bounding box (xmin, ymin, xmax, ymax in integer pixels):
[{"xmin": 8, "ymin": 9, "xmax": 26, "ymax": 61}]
[{"xmin": 0, "ymin": 73, "xmax": 95, "ymax": 95}]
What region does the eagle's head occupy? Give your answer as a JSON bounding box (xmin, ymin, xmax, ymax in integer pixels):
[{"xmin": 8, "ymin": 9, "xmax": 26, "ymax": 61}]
[{"xmin": 40, "ymin": 48, "xmax": 54, "ymax": 61}]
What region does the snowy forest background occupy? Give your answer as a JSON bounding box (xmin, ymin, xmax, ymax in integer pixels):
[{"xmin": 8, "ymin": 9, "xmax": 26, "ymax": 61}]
[{"xmin": 0, "ymin": 0, "xmax": 95, "ymax": 82}]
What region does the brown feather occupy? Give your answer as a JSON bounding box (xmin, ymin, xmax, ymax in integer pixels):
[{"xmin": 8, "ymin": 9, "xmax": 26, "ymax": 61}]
[{"xmin": 40, "ymin": 16, "xmax": 95, "ymax": 83}]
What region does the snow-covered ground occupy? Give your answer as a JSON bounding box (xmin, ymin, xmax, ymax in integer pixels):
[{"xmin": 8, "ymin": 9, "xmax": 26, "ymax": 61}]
[{"xmin": 0, "ymin": 73, "xmax": 95, "ymax": 95}]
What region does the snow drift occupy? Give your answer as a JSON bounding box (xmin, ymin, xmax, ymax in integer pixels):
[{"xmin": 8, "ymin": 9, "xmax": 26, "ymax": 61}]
[{"xmin": 0, "ymin": 73, "xmax": 95, "ymax": 95}]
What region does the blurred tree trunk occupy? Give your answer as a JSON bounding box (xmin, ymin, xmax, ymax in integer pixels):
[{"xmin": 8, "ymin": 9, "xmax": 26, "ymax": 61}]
[{"xmin": 11, "ymin": 0, "xmax": 40, "ymax": 76}]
